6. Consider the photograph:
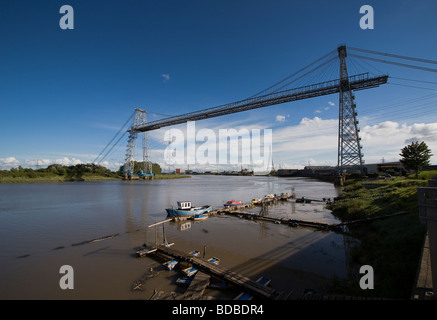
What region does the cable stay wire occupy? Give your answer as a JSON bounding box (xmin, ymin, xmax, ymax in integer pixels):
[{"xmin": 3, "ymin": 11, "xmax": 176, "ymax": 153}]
[
  {"xmin": 349, "ymin": 53, "xmax": 437, "ymax": 73},
  {"xmin": 97, "ymin": 131, "xmax": 130, "ymax": 165},
  {"xmin": 387, "ymin": 81, "xmax": 437, "ymax": 92},
  {"xmin": 249, "ymin": 49, "xmax": 337, "ymax": 98},
  {"xmin": 93, "ymin": 111, "xmax": 135, "ymax": 164},
  {"xmin": 348, "ymin": 47, "xmax": 437, "ymax": 65},
  {"xmin": 270, "ymin": 56, "xmax": 338, "ymax": 94}
]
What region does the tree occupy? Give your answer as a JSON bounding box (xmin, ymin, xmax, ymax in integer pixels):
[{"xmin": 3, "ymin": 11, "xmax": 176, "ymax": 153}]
[{"xmin": 399, "ymin": 141, "xmax": 433, "ymax": 179}]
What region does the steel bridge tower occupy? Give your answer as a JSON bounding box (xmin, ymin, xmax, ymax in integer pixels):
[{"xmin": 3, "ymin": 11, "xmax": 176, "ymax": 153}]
[
  {"xmin": 124, "ymin": 108, "xmax": 152, "ymax": 178},
  {"xmin": 337, "ymin": 45, "xmax": 364, "ymax": 174}
]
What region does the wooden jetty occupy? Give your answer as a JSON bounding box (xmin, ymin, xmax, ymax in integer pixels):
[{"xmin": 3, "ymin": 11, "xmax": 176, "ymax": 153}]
[
  {"xmin": 225, "ymin": 211, "xmax": 333, "ymax": 231},
  {"xmin": 223, "ymin": 210, "xmax": 410, "ymax": 233},
  {"xmin": 153, "ymin": 245, "xmax": 279, "ymax": 300}
]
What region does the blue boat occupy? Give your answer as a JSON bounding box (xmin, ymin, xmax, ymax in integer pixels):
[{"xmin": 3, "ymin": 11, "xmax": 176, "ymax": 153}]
[
  {"xmin": 176, "ymin": 277, "xmax": 192, "ymax": 286},
  {"xmin": 193, "ymin": 214, "xmax": 208, "ymax": 221},
  {"xmin": 188, "ymin": 250, "xmax": 200, "ymax": 257},
  {"xmin": 166, "ymin": 201, "xmax": 212, "ymax": 218},
  {"xmin": 207, "ymin": 257, "xmax": 220, "ymax": 265},
  {"xmin": 182, "ymin": 266, "xmax": 198, "ymax": 277},
  {"xmin": 163, "ymin": 259, "xmax": 179, "ymax": 271},
  {"xmin": 234, "ymin": 276, "xmax": 271, "ymax": 300}
]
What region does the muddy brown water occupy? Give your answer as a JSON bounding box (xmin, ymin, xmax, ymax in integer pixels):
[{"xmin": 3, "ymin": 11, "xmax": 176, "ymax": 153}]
[{"xmin": 0, "ymin": 175, "xmax": 348, "ymax": 299}]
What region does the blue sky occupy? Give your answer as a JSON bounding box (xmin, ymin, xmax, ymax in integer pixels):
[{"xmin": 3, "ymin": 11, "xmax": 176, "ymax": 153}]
[{"xmin": 1, "ymin": 0, "xmax": 437, "ymax": 171}]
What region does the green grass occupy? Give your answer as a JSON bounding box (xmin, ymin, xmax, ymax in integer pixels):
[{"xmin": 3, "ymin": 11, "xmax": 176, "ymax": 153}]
[{"xmin": 326, "ymin": 176, "xmax": 427, "ymax": 299}]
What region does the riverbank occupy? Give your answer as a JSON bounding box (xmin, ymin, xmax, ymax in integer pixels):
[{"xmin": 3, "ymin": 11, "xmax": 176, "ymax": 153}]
[
  {"xmin": 0, "ymin": 172, "xmax": 190, "ymax": 183},
  {"xmin": 326, "ymin": 176, "xmax": 427, "ymax": 298}
]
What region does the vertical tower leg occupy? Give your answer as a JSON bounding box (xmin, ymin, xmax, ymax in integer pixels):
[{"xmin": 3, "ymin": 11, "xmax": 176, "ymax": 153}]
[
  {"xmin": 124, "ymin": 108, "xmax": 152, "ymax": 179},
  {"xmin": 337, "ymin": 46, "xmax": 364, "ymax": 174}
]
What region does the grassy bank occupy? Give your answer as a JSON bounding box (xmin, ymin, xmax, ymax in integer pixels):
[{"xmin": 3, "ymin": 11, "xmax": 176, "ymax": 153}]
[
  {"xmin": 0, "ymin": 172, "xmax": 191, "ymax": 183},
  {"xmin": 327, "ymin": 176, "xmax": 428, "ymax": 299}
]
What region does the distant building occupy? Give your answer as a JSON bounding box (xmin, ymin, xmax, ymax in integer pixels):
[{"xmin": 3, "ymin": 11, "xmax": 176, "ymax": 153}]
[
  {"xmin": 365, "ymin": 161, "xmax": 403, "ymax": 174},
  {"xmin": 277, "ymin": 169, "xmax": 299, "ymax": 177}
]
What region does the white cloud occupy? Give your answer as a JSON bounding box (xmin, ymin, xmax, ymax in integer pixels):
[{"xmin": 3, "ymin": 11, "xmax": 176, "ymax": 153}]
[
  {"xmin": 161, "ymin": 73, "xmax": 170, "ymax": 83},
  {"xmin": 271, "ymin": 117, "xmax": 437, "ymax": 168},
  {"xmin": 0, "ymin": 157, "xmax": 20, "ymax": 169},
  {"xmin": 276, "ymin": 115, "xmax": 286, "ymax": 122},
  {"xmin": 328, "ymin": 101, "xmax": 335, "ymax": 106}
]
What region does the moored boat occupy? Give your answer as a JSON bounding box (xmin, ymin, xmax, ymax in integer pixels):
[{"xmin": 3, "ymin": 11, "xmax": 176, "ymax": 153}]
[
  {"xmin": 224, "ymin": 200, "xmax": 243, "ymax": 207},
  {"xmin": 193, "ymin": 214, "xmax": 208, "ymax": 221},
  {"xmin": 163, "ymin": 259, "xmax": 179, "ymax": 271},
  {"xmin": 188, "ymin": 250, "xmax": 200, "ymax": 257},
  {"xmin": 251, "ymin": 198, "xmax": 262, "ymax": 205},
  {"xmin": 176, "ymin": 277, "xmax": 192, "ymax": 286},
  {"xmin": 234, "ymin": 276, "xmax": 271, "ymax": 300},
  {"xmin": 182, "ymin": 266, "xmax": 198, "ymax": 277},
  {"xmin": 207, "ymin": 257, "xmax": 220, "ymax": 265},
  {"xmin": 166, "ymin": 201, "xmax": 212, "ymax": 218}
]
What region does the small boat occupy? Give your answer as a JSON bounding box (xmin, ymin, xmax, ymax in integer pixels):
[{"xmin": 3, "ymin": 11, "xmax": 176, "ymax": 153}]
[
  {"xmin": 251, "ymin": 198, "xmax": 262, "ymax": 205},
  {"xmin": 234, "ymin": 276, "xmax": 271, "ymax": 300},
  {"xmin": 166, "ymin": 201, "xmax": 212, "ymax": 218},
  {"xmin": 176, "ymin": 277, "xmax": 192, "ymax": 286},
  {"xmin": 256, "ymin": 276, "xmax": 271, "ymax": 287},
  {"xmin": 224, "ymin": 200, "xmax": 243, "ymax": 207},
  {"xmin": 262, "ymin": 194, "xmax": 275, "ymax": 203},
  {"xmin": 188, "ymin": 250, "xmax": 200, "ymax": 257},
  {"xmin": 207, "ymin": 257, "xmax": 220, "ymax": 265},
  {"xmin": 136, "ymin": 247, "xmax": 157, "ymax": 257},
  {"xmin": 163, "ymin": 259, "xmax": 179, "ymax": 271},
  {"xmin": 182, "ymin": 267, "xmax": 198, "ymax": 277},
  {"xmin": 163, "ymin": 242, "xmax": 174, "ymax": 247},
  {"xmin": 280, "ymin": 193, "xmax": 290, "ymax": 200},
  {"xmin": 234, "ymin": 292, "xmax": 253, "ymax": 300},
  {"xmin": 193, "ymin": 214, "xmax": 208, "ymax": 221}
]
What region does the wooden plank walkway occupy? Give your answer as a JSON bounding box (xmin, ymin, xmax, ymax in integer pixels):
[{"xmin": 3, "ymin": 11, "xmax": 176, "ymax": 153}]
[
  {"xmin": 224, "ymin": 210, "xmax": 410, "ymax": 232},
  {"xmin": 154, "ymin": 245, "xmax": 279, "ymax": 300}
]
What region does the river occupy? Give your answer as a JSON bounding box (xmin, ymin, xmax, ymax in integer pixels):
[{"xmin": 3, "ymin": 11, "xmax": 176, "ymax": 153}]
[{"xmin": 0, "ymin": 175, "xmax": 347, "ymax": 299}]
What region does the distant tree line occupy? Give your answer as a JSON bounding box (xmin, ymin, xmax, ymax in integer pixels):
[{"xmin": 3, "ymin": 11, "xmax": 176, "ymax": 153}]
[
  {"xmin": 1, "ymin": 163, "xmax": 120, "ymax": 181},
  {"xmin": 1, "ymin": 161, "xmax": 164, "ymax": 182}
]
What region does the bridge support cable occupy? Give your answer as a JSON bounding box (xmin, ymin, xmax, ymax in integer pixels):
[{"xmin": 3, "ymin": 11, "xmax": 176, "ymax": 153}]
[
  {"xmin": 249, "ymin": 49, "xmax": 337, "ymax": 98},
  {"xmin": 93, "ymin": 110, "xmax": 135, "ymax": 164},
  {"xmin": 337, "ymin": 46, "xmax": 364, "ymax": 174},
  {"xmin": 348, "ymin": 47, "xmax": 437, "ymax": 66},
  {"xmin": 348, "ymin": 54, "xmax": 437, "ymax": 74}
]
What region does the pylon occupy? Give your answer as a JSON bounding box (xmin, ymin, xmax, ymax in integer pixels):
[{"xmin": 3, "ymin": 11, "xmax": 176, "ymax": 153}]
[
  {"xmin": 124, "ymin": 108, "xmax": 152, "ymax": 177},
  {"xmin": 337, "ymin": 46, "xmax": 364, "ymax": 174}
]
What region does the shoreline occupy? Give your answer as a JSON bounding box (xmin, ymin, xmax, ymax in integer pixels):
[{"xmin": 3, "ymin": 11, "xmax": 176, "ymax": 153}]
[{"xmin": 0, "ymin": 174, "xmax": 191, "ymax": 184}]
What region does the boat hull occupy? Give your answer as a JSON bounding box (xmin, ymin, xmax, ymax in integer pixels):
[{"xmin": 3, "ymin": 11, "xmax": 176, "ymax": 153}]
[{"xmin": 166, "ymin": 205, "xmax": 212, "ymax": 217}]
